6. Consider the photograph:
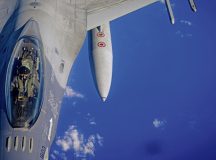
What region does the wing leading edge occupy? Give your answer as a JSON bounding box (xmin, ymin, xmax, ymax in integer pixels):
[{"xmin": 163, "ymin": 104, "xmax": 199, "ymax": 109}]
[{"xmin": 87, "ymin": 0, "xmax": 160, "ymax": 30}]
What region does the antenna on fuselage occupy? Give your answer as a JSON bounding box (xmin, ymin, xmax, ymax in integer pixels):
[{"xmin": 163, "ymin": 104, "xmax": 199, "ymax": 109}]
[
  {"xmin": 164, "ymin": 0, "xmax": 198, "ymax": 25},
  {"xmin": 189, "ymin": 0, "xmax": 197, "ymax": 12},
  {"xmin": 165, "ymin": 0, "xmax": 175, "ymax": 24}
]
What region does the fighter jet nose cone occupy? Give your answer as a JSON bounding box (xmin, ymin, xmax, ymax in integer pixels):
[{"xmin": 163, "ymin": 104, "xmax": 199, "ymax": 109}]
[{"xmin": 102, "ymin": 97, "xmax": 107, "ymax": 102}]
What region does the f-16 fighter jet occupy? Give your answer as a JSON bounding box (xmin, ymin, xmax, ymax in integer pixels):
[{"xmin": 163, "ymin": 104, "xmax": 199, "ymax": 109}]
[{"xmin": 0, "ymin": 0, "xmax": 197, "ymax": 159}]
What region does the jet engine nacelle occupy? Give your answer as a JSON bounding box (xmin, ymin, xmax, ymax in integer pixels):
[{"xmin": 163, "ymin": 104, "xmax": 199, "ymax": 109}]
[{"xmin": 90, "ymin": 23, "xmax": 113, "ymax": 102}]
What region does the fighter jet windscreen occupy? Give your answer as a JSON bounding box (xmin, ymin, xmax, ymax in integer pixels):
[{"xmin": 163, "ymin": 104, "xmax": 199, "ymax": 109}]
[{"xmin": 5, "ymin": 37, "xmax": 44, "ymax": 128}]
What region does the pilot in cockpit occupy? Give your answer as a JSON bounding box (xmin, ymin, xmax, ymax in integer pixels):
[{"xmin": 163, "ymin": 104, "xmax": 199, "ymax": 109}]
[
  {"xmin": 18, "ymin": 66, "xmax": 31, "ymax": 95},
  {"xmin": 12, "ymin": 56, "xmax": 34, "ymax": 102},
  {"xmin": 11, "ymin": 45, "xmax": 40, "ymax": 107}
]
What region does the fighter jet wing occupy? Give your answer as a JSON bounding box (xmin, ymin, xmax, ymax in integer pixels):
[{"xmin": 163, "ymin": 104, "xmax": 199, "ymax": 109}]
[{"xmin": 87, "ymin": 0, "xmax": 160, "ymax": 30}]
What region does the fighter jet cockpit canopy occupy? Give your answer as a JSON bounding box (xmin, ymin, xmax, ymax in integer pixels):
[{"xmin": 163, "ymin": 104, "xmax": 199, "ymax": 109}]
[{"xmin": 6, "ymin": 36, "xmax": 44, "ymax": 128}]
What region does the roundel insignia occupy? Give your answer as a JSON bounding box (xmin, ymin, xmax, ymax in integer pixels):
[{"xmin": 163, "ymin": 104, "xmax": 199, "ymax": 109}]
[
  {"xmin": 98, "ymin": 42, "xmax": 106, "ymax": 47},
  {"xmin": 97, "ymin": 32, "xmax": 105, "ymax": 37}
]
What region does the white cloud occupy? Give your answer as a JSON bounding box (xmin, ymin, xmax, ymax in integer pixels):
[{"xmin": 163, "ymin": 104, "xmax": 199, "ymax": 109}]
[
  {"xmin": 64, "ymin": 86, "xmax": 84, "ymax": 98},
  {"xmin": 83, "ymin": 135, "xmax": 95, "ymax": 155},
  {"xmin": 89, "ymin": 117, "xmax": 96, "ymax": 125},
  {"xmin": 72, "ymin": 101, "xmax": 77, "ymax": 106},
  {"xmin": 51, "ymin": 150, "xmax": 67, "ymax": 160},
  {"xmin": 50, "ymin": 154, "xmax": 56, "ymax": 160},
  {"xmin": 90, "ymin": 121, "xmax": 96, "ymax": 125},
  {"xmin": 96, "ymin": 134, "xmax": 104, "ymax": 147},
  {"xmin": 56, "ymin": 125, "xmax": 103, "ymax": 159},
  {"xmin": 176, "ymin": 30, "xmax": 192, "ymax": 38},
  {"xmin": 86, "ymin": 113, "xmax": 97, "ymax": 125},
  {"xmin": 53, "ymin": 150, "xmax": 59, "ymax": 155},
  {"xmin": 153, "ymin": 118, "xmax": 167, "ymax": 128},
  {"xmin": 180, "ymin": 20, "xmax": 192, "ymax": 26}
]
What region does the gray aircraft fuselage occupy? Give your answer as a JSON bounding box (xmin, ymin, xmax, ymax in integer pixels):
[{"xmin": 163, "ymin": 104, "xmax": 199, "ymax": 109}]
[{"xmin": 0, "ymin": 0, "xmax": 86, "ymax": 159}]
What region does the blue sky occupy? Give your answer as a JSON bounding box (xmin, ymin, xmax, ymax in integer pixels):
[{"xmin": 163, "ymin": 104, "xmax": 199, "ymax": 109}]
[{"xmin": 50, "ymin": 1, "xmax": 216, "ymax": 160}]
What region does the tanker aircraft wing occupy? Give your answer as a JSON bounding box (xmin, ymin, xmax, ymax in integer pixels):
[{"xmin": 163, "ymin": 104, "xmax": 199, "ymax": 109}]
[
  {"xmin": 86, "ymin": 0, "xmax": 160, "ymax": 101},
  {"xmin": 86, "ymin": 0, "xmax": 197, "ymax": 101},
  {"xmin": 87, "ymin": 0, "xmax": 159, "ymax": 30},
  {"xmin": 87, "ymin": 0, "xmax": 160, "ymax": 101}
]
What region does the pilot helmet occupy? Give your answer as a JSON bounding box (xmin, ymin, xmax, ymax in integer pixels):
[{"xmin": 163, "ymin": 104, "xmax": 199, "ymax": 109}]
[{"xmin": 18, "ymin": 66, "xmax": 30, "ymax": 76}]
